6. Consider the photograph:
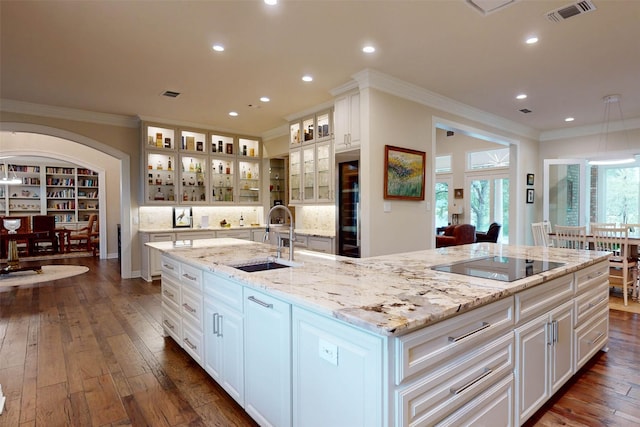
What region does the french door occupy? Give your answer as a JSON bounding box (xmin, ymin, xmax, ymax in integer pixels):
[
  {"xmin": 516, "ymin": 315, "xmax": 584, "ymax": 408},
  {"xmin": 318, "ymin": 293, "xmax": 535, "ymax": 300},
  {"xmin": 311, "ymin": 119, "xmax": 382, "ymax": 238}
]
[
  {"xmin": 543, "ymin": 159, "xmax": 588, "ymax": 227},
  {"xmin": 466, "ymin": 171, "xmax": 509, "ymax": 242}
]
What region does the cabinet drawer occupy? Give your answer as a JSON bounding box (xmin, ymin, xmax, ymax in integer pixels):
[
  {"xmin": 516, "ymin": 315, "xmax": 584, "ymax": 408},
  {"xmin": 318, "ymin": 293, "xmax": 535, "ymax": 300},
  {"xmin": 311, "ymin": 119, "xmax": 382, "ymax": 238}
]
[
  {"xmin": 515, "ymin": 274, "xmax": 574, "ymax": 324},
  {"xmin": 162, "ymin": 303, "xmax": 182, "ymax": 344},
  {"xmin": 396, "ymin": 333, "xmax": 514, "ymax": 427},
  {"xmin": 574, "ymin": 285, "xmax": 608, "ymax": 326},
  {"xmin": 436, "ymin": 373, "xmax": 514, "ymax": 427},
  {"xmin": 180, "ymin": 262, "xmax": 203, "ymax": 291},
  {"xmin": 204, "ymin": 272, "xmax": 243, "ymax": 311},
  {"xmin": 161, "ymin": 276, "xmax": 181, "ymax": 310},
  {"xmin": 216, "ymin": 229, "xmax": 251, "ymax": 240},
  {"xmin": 182, "ymin": 321, "xmax": 204, "ymax": 366},
  {"xmin": 396, "ymin": 298, "xmax": 514, "ymax": 384},
  {"xmin": 307, "ymin": 236, "xmax": 333, "ymax": 254},
  {"xmin": 575, "ymin": 261, "xmax": 608, "ymax": 295},
  {"xmin": 181, "ymin": 286, "xmax": 204, "ymax": 329},
  {"xmin": 161, "ymin": 255, "xmax": 180, "ymax": 279},
  {"xmin": 574, "ymin": 306, "xmax": 608, "ymax": 370},
  {"xmin": 176, "ymin": 231, "xmax": 215, "ymax": 240}
]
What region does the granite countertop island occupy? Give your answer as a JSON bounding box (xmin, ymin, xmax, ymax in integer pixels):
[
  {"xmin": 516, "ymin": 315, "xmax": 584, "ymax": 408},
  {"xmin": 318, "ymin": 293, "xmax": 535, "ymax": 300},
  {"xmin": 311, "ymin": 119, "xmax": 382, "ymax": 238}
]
[{"xmin": 147, "ymin": 238, "xmax": 609, "ymax": 337}]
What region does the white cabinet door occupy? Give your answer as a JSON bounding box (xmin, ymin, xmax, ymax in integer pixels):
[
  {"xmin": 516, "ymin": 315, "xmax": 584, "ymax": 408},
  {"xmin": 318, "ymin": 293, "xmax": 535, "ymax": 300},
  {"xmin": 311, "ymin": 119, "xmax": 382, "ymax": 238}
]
[
  {"xmin": 516, "ymin": 300, "xmax": 574, "ymax": 424},
  {"xmin": 244, "ymin": 288, "xmax": 291, "ymax": 427},
  {"xmin": 204, "ymin": 299, "xmax": 244, "ymax": 406},
  {"xmin": 334, "ymin": 92, "xmax": 360, "ymax": 153},
  {"xmin": 292, "ymin": 307, "xmax": 383, "ymax": 427}
]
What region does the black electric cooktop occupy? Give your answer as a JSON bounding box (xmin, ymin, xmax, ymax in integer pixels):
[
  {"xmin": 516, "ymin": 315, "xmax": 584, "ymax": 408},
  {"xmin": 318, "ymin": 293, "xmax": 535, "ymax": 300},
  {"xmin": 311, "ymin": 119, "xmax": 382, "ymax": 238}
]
[{"xmin": 431, "ymin": 256, "xmax": 566, "ymax": 282}]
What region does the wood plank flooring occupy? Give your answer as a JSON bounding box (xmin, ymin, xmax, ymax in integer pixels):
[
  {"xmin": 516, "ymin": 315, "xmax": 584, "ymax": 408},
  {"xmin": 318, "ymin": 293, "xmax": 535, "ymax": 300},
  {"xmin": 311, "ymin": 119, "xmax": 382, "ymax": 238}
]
[{"xmin": 1, "ymin": 257, "xmax": 638, "ymax": 426}]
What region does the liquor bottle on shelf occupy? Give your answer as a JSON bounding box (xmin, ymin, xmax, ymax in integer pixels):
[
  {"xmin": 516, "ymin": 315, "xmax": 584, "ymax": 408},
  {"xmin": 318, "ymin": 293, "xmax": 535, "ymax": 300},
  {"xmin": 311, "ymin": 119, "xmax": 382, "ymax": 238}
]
[
  {"xmin": 183, "ymin": 191, "xmax": 188, "ymax": 201},
  {"xmin": 189, "ymin": 159, "xmax": 195, "ymax": 172},
  {"xmin": 218, "ymin": 162, "xmax": 223, "ymax": 174},
  {"xmin": 239, "ymin": 213, "xmax": 244, "ymax": 226},
  {"xmin": 168, "ymin": 157, "xmax": 173, "ymax": 171},
  {"xmin": 168, "ymin": 188, "xmax": 175, "ymax": 201},
  {"xmin": 156, "ymin": 174, "xmax": 162, "ymax": 185},
  {"xmin": 226, "ymin": 163, "xmax": 230, "ymax": 174},
  {"xmin": 166, "ymin": 174, "xmax": 173, "ymax": 185},
  {"xmin": 154, "ymin": 187, "xmax": 164, "ymax": 200},
  {"xmin": 157, "ymin": 160, "xmax": 163, "ymax": 170}
]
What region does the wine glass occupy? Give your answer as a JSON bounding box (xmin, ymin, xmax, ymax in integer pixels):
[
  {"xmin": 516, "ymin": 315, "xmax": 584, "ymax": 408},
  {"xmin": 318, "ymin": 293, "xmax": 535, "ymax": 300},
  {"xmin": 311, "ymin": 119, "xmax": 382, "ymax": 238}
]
[{"xmin": 3, "ymin": 218, "xmax": 21, "ymax": 234}]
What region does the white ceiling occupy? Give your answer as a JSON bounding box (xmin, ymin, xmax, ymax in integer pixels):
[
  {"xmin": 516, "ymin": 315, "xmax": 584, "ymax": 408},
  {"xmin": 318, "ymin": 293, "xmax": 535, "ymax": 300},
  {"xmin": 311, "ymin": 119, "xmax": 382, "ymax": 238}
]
[{"xmin": 1, "ymin": 0, "xmax": 639, "ymax": 138}]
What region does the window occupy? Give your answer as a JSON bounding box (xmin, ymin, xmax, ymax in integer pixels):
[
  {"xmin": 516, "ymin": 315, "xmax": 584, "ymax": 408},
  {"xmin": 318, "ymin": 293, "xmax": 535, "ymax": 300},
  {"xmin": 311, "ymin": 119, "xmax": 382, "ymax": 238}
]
[
  {"xmin": 468, "ymin": 148, "xmax": 510, "ymax": 170},
  {"xmin": 435, "ymin": 155, "xmax": 452, "ymax": 173},
  {"xmin": 595, "ymin": 164, "xmax": 640, "ymax": 224},
  {"xmin": 435, "ymin": 180, "xmax": 450, "ymax": 228}
]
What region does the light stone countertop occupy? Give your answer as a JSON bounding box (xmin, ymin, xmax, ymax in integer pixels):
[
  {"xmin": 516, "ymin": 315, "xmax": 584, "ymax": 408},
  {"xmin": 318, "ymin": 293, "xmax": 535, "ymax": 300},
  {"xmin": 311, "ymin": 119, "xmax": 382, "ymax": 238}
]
[
  {"xmin": 139, "ymin": 226, "xmax": 335, "ymax": 238},
  {"xmin": 147, "ymin": 238, "xmax": 609, "ymax": 337}
]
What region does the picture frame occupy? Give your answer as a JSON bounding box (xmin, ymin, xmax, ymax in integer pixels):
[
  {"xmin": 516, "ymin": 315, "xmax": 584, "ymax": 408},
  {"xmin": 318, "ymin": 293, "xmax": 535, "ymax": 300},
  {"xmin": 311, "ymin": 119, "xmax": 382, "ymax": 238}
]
[
  {"xmin": 526, "ymin": 188, "xmax": 534, "ymax": 204},
  {"xmin": 454, "ymin": 188, "xmax": 464, "ymax": 199},
  {"xmin": 383, "ymin": 145, "xmax": 426, "ymax": 200},
  {"xmin": 172, "ymin": 206, "xmax": 192, "ymax": 228},
  {"xmin": 527, "ymin": 173, "xmax": 535, "ymax": 186}
]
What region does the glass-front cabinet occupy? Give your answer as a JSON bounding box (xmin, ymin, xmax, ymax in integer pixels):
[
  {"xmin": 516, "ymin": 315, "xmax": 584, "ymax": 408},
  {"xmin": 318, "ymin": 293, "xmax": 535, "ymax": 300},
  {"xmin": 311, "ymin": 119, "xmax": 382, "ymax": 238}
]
[
  {"xmin": 288, "ymin": 109, "xmax": 334, "ymax": 204},
  {"xmin": 289, "ymin": 109, "xmax": 333, "ymax": 147},
  {"xmin": 289, "ymin": 149, "xmax": 301, "ymax": 203},
  {"xmin": 142, "ymin": 123, "xmax": 262, "ymax": 206}
]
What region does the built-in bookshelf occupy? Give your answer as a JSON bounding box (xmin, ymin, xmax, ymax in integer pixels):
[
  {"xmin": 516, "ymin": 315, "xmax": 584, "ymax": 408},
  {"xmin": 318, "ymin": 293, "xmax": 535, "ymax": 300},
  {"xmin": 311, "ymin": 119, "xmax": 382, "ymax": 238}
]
[{"xmin": 0, "ymin": 162, "xmax": 99, "ymax": 224}]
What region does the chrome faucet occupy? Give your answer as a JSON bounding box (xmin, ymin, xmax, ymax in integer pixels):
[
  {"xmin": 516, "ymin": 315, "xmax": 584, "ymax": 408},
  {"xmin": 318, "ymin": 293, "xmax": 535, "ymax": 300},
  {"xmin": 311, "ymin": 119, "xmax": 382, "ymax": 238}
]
[{"xmin": 264, "ymin": 205, "xmax": 295, "ymax": 261}]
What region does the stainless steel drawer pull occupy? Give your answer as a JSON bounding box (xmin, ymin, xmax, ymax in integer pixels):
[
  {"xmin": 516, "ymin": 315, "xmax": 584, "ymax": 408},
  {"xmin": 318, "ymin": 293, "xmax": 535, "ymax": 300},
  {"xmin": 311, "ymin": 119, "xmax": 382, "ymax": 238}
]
[
  {"xmin": 163, "ymin": 290, "xmax": 174, "ymax": 298},
  {"xmin": 163, "ymin": 320, "xmax": 175, "ymax": 330},
  {"xmin": 586, "ymin": 271, "xmax": 604, "ymax": 280},
  {"xmin": 182, "ymin": 303, "xmax": 196, "ymax": 313},
  {"xmin": 248, "ymin": 295, "xmax": 273, "ymax": 308},
  {"xmin": 589, "ymin": 331, "xmax": 606, "ymax": 345},
  {"xmin": 451, "ymin": 368, "xmax": 492, "ymax": 395},
  {"xmin": 212, "ymin": 313, "xmax": 219, "ymax": 335},
  {"xmin": 587, "ymin": 296, "xmax": 606, "ymax": 309},
  {"xmin": 449, "ymin": 322, "xmax": 490, "ymax": 343},
  {"xmin": 163, "ymin": 264, "xmax": 175, "ymax": 270},
  {"xmin": 183, "ymin": 338, "xmax": 197, "ymax": 350},
  {"xmin": 182, "ymin": 273, "xmax": 196, "ymax": 281}
]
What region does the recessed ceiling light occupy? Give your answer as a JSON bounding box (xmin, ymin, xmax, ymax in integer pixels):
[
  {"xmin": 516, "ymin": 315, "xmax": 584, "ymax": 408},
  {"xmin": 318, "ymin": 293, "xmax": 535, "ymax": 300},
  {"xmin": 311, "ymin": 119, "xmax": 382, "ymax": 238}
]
[
  {"xmin": 516, "ymin": 94, "xmax": 527, "ymax": 100},
  {"xmin": 525, "ymin": 36, "xmax": 539, "ymax": 44},
  {"xmin": 264, "ymin": 0, "xmax": 277, "ymax": 5},
  {"xmin": 564, "ymin": 117, "xmax": 575, "ymax": 122},
  {"xmin": 302, "ymin": 75, "xmax": 313, "ymax": 82},
  {"xmin": 260, "ymin": 96, "xmax": 270, "ymax": 102},
  {"xmin": 212, "ymin": 44, "xmax": 225, "ymax": 52},
  {"xmin": 362, "ymin": 45, "xmax": 376, "ymax": 53},
  {"xmin": 229, "ymin": 111, "xmax": 238, "ymax": 117}
]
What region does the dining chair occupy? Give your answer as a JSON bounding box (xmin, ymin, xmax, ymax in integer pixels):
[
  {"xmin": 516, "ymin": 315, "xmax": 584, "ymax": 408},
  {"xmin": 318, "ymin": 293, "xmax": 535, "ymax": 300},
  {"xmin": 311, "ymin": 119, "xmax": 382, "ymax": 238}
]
[
  {"xmin": 531, "ymin": 221, "xmax": 552, "ymax": 247},
  {"xmin": 554, "ymin": 225, "xmax": 587, "ymax": 250},
  {"xmin": 591, "ymin": 226, "xmax": 638, "ymax": 306},
  {"xmin": 69, "ymin": 214, "xmax": 97, "ymax": 252}
]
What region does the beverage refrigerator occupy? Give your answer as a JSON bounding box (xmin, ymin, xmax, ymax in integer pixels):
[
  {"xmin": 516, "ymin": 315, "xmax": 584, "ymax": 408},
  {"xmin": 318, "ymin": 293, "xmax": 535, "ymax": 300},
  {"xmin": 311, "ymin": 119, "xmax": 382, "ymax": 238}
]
[{"xmin": 337, "ymin": 160, "xmax": 360, "ymax": 257}]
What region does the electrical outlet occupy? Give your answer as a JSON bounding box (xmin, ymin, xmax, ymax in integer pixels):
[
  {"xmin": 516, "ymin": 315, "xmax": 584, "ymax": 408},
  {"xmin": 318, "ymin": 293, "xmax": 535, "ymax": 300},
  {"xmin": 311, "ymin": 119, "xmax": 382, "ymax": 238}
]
[{"xmin": 319, "ymin": 339, "xmax": 338, "ymax": 366}]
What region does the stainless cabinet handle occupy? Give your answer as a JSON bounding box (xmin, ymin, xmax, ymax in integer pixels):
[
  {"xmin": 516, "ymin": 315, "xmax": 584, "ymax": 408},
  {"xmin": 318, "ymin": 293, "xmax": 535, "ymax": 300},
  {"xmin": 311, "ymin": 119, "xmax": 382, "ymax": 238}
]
[
  {"xmin": 212, "ymin": 313, "xmax": 219, "ymax": 335},
  {"xmin": 448, "ymin": 322, "xmax": 489, "ymax": 343},
  {"xmin": 589, "ymin": 331, "xmax": 606, "ymax": 345},
  {"xmin": 183, "ymin": 337, "xmax": 197, "ymax": 350},
  {"xmin": 450, "ymin": 368, "xmax": 492, "ymax": 395},
  {"xmin": 163, "ymin": 290, "xmax": 174, "ymax": 298},
  {"xmin": 586, "ymin": 271, "xmax": 604, "ymax": 280},
  {"xmin": 182, "ymin": 273, "xmax": 196, "ymax": 281},
  {"xmin": 163, "ymin": 319, "xmax": 175, "ymax": 330},
  {"xmin": 182, "ymin": 303, "xmax": 196, "ymax": 313},
  {"xmin": 248, "ymin": 295, "xmax": 273, "ymax": 309},
  {"xmin": 163, "ymin": 264, "xmax": 175, "ymax": 270},
  {"xmin": 553, "ymin": 320, "xmax": 559, "ymax": 344},
  {"xmin": 217, "ymin": 314, "xmax": 223, "ymax": 337}
]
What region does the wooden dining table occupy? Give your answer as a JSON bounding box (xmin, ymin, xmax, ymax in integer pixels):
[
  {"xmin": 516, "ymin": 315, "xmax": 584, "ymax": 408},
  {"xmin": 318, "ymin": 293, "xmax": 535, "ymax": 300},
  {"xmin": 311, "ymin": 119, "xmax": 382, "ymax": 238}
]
[{"xmin": 0, "ymin": 231, "xmax": 54, "ymax": 258}]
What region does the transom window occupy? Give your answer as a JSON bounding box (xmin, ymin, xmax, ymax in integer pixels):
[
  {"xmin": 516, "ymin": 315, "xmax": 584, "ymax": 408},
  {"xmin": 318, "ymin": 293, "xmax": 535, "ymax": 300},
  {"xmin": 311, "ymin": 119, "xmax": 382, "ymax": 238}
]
[{"xmin": 468, "ymin": 148, "xmax": 510, "ymax": 170}]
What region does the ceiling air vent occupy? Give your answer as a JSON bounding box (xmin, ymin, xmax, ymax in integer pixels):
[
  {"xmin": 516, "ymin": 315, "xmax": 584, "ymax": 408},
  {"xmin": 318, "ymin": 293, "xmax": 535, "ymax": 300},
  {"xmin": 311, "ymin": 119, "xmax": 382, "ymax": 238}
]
[
  {"xmin": 519, "ymin": 108, "xmax": 532, "ymax": 114},
  {"xmin": 546, "ymin": 0, "xmax": 596, "ymax": 22},
  {"xmin": 162, "ymin": 90, "xmax": 181, "ymax": 98}
]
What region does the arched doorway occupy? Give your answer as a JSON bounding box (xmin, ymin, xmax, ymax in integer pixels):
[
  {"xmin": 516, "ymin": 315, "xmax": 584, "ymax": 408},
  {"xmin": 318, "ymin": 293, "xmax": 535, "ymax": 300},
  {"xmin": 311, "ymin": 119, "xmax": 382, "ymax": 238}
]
[{"xmin": 1, "ymin": 123, "xmax": 133, "ymax": 278}]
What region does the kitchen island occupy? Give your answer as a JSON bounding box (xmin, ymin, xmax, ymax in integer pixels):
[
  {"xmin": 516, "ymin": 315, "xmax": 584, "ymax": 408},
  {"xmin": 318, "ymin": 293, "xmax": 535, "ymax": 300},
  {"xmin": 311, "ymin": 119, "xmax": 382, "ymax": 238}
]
[{"xmin": 148, "ymin": 238, "xmax": 611, "ymax": 426}]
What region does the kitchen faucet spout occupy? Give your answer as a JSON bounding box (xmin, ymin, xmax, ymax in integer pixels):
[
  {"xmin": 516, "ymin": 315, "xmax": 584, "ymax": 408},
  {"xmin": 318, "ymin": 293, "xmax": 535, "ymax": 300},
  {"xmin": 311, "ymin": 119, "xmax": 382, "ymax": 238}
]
[{"xmin": 265, "ymin": 205, "xmax": 295, "ymax": 261}]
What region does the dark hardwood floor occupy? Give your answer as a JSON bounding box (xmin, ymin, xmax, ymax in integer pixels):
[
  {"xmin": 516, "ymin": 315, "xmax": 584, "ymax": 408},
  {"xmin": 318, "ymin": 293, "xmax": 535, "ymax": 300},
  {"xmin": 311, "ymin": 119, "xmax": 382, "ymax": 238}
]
[{"xmin": 0, "ymin": 257, "xmax": 638, "ymax": 426}]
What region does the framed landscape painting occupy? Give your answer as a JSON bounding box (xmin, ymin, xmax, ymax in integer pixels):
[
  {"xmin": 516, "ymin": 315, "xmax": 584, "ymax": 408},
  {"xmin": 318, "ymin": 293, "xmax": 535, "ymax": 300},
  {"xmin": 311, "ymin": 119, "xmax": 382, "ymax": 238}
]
[{"xmin": 384, "ymin": 145, "xmax": 426, "ymax": 200}]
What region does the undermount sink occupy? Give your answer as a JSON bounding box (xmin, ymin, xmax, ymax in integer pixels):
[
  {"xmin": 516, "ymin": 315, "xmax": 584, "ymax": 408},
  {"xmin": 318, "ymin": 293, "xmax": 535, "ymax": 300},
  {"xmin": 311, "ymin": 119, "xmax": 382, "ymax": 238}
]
[{"xmin": 227, "ymin": 257, "xmax": 301, "ymax": 273}]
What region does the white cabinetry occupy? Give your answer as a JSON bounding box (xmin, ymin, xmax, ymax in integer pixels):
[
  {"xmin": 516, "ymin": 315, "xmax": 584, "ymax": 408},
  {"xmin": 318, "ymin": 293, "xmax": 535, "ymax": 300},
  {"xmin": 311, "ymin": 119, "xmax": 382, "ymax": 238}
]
[
  {"xmin": 292, "ymin": 307, "xmax": 383, "ymax": 427},
  {"xmin": 334, "ymin": 91, "xmax": 360, "ymax": 153},
  {"xmin": 244, "ymin": 288, "xmax": 291, "ymax": 427},
  {"xmin": 203, "ymin": 272, "xmax": 245, "ymax": 406},
  {"xmin": 394, "ymin": 298, "xmax": 515, "ymax": 426},
  {"xmin": 141, "ymin": 232, "xmax": 175, "ymax": 281}
]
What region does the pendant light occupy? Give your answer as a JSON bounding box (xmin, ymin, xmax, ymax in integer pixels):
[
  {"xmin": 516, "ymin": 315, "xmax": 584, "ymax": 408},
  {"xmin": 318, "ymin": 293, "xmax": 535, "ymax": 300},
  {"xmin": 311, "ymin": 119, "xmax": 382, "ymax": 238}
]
[
  {"xmin": 588, "ymin": 94, "xmax": 636, "ymax": 166},
  {"xmin": 1, "ymin": 160, "xmax": 21, "ymax": 185}
]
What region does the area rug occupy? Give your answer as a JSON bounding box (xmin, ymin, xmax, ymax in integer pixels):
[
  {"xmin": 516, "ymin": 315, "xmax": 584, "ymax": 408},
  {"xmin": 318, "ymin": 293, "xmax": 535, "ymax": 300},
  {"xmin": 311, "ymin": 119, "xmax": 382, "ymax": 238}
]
[{"xmin": 0, "ymin": 265, "xmax": 89, "ymax": 288}]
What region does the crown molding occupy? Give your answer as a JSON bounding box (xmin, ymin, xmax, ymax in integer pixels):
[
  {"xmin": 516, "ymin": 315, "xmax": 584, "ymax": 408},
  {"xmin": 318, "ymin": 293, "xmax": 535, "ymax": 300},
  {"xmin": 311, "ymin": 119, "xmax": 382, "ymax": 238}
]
[
  {"xmin": 329, "ymin": 79, "xmax": 359, "ymax": 97},
  {"xmin": 262, "ymin": 124, "xmax": 289, "ymax": 141},
  {"xmin": 348, "ymin": 69, "xmax": 539, "ymax": 141},
  {"xmin": 283, "ymin": 99, "xmax": 335, "ymax": 123},
  {"xmin": 539, "ymin": 116, "xmax": 640, "ymax": 142},
  {"xmin": 136, "ymin": 115, "xmax": 264, "ymax": 138},
  {"xmin": 0, "ymin": 99, "xmax": 139, "ymax": 128}
]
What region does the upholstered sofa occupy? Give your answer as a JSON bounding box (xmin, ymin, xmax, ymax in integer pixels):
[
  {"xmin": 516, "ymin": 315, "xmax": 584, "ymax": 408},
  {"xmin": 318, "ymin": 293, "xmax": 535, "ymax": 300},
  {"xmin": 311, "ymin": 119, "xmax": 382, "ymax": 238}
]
[
  {"xmin": 435, "ymin": 224, "xmax": 476, "ymax": 248},
  {"xmin": 475, "ymin": 222, "xmax": 502, "ymax": 243}
]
